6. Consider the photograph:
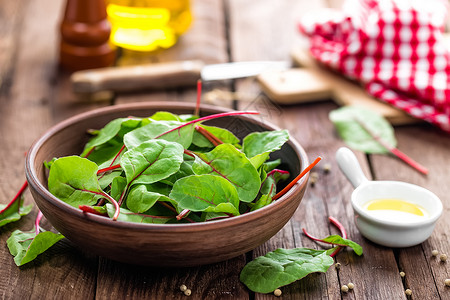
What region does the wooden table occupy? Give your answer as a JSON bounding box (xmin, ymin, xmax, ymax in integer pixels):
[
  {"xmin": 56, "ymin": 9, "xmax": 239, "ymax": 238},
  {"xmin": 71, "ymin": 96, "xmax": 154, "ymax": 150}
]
[{"xmin": 1, "ymin": 0, "xmax": 449, "ymax": 299}]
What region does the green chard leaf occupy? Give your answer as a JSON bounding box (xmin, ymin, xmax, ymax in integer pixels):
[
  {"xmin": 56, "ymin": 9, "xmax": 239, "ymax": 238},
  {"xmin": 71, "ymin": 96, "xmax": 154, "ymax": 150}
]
[
  {"xmin": 250, "ymin": 194, "xmax": 273, "ymax": 212},
  {"xmin": 0, "ymin": 197, "xmax": 33, "ymax": 227},
  {"xmin": 121, "ymin": 139, "xmax": 184, "ymax": 187},
  {"xmin": 321, "ymin": 235, "xmax": 363, "ymax": 256},
  {"xmin": 81, "ymin": 117, "xmax": 142, "ymax": 157},
  {"xmin": 329, "ymin": 105, "xmax": 396, "ymax": 154},
  {"xmin": 192, "ymin": 144, "xmax": 261, "ymax": 203},
  {"xmin": 110, "ymin": 176, "xmax": 127, "ymax": 201},
  {"xmin": 169, "ymin": 174, "xmax": 240, "ymax": 215},
  {"xmin": 123, "ymin": 120, "xmax": 195, "ymax": 149},
  {"xmin": 149, "ymin": 111, "xmax": 181, "ymax": 121},
  {"xmin": 7, "ymin": 229, "xmax": 64, "ymax": 266},
  {"xmin": 126, "ymin": 184, "xmax": 173, "ymax": 213},
  {"xmin": 84, "ymin": 140, "xmax": 124, "ymax": 166},
  {"xmin": 105, "ymin": 203, "xmax": 175, "ymax": 224},
  {"xmin": 243, "ymin": 130, "xmax": 289, "ymax": 169},
  {"xmin": 48, "ymin": 156, "xmax": 105, "ymax": 208},
  {"xmin": 240, "ymin": 248, "xmax": 334, "ymax": 293},
  {"xmin": 164, "ymin": 161, "xmax": 195, "ymax": 184}
]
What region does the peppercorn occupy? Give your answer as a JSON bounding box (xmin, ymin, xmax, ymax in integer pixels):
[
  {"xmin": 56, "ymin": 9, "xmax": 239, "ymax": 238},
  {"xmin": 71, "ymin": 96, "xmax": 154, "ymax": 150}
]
[
  {"xmin": 341, "ymin": 285, "xmax": 349, "ymax": 293},
  {"xmin": 440, "ymin": 254, "xmax": 447, "ymax": 262},
  {"xmin": 184, "ymin": 289, "xmax": 192, "ymax": 296},
  {"xmin": 323, "ymin": 163, "xmax": 331, "ymax": 174},
  {"xmin": 274, "ymin": 289, "xmax": 282, "ymax": 297},
  {"xmin": 335, "ymin": 262, "xmax": 341, "ymax": 270},
  {"xmin": 405, "ymin": 289, "xmax": 412, "ymax": 296},
  {"xmin": 431, "ymin": 249, "xmax": 439, "ymax": 257},
  {"xmin": 347, "ymin": 282, "xmax": 354, "ymax": 290},
  {"xmin": 180, "ymin": 285, "xmax": 187, "ymax": 292},
  {"xmin": 445, "ymin": 279, "xmax": 450, "ymax": 287},
  {"xmin": 400, "ymin": 271, "xmax": 405, "ymax": 278}
]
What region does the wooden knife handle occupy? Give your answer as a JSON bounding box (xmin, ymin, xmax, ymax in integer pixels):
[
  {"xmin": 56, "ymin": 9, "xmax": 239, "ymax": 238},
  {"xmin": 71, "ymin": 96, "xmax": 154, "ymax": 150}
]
[{"xmin": 71, "ymin": 60, "xmax": 205, "ymax": 93}]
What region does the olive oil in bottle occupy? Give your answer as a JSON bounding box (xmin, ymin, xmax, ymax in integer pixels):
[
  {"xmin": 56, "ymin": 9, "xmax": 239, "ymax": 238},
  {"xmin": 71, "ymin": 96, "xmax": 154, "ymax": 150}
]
[{"xmin": 105, "ymin": 0, "xmax": 192, "ymax": 52}]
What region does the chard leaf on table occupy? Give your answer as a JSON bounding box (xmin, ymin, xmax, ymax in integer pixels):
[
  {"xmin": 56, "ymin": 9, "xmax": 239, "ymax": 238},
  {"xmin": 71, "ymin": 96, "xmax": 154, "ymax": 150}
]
[
  {"xmin": 121, "ymin": 140, "xmax": 184, "ymax": 187},
  {"xmin": 321, "ymin": 235, "xmax": 363, "ymax": 255},
  {"xmin": 192, "ymin": 144, "xmax": 261, "ymax": 203},
  {"xmin": 105, "ymin": 203, "xmax": 175, "ymax": 224},
  {"xmin": 48, "ymin": 156, "xmax": 105, "ymax": 207},
  {"xmin": 240, "ymin": 248, "xmax": 334, "ymax": 293},
  {"xmin": 0, "ymin": 196, "xmax": 33, "ymax": 227},
  {"xmin": 124, "ymin": 120, "xmax": 195, "ymax": 149},
  {"xmin": 329, "ymin": 106, "xmax": 396, "ymax": 154},
  {"xmin": 7, "ymin": 229, "xmax": 64, "ymax": 266},
  {"xmin": 169, "ymin": 174, "xmax": 240, "ymax": 215}
]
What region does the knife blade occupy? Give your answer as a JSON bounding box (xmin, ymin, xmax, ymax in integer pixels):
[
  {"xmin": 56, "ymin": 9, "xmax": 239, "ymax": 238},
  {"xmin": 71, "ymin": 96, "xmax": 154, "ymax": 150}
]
[{"xmin": 71, "ymin": 60, "xmax": 290, "ymax": 93}]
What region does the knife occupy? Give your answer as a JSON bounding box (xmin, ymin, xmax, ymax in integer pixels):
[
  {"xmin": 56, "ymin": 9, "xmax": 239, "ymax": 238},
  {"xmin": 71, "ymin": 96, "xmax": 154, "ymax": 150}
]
[{"xmin": 71, "ymin": 60, "xmax": 290, "ymax": 93}]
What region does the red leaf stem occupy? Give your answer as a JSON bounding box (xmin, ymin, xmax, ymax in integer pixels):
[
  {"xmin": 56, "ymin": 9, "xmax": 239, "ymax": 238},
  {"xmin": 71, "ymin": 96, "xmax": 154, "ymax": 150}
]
[
  {"xmin": 159, "ymin": 202, "xmax": 196, "ymax": 223},
  {"xmin": 329, "ymin": 216, "xmax": 347, "ymax": 239},
  {"xmin": 176, "ymin": 208, "xmax": 190, "ymax": 220},
  {"xmin": 79, "ymin": 205, "xmax": 108, "ymax": 217},
  {"xmin": 328, "ymin": 216, "xmax": 347, "ymax": 257},
  {"xmin": 195, "ymin": 125, "xmax": 223, "ymax": 146},
  {"xmin": 82, "ymin": 147, "xmax": 95, "ymax": 158},
  {"xmin": 97, "ymin": 164, "xmax": 121, "ymax": 174},
  {"xmin": 353, "ymin": 116, "xmax": 428, "ymax": 175},
  {"xmin": 183, "ymin": 149, "xmax": 195, "ymax": 157},
  {"xmin": 266, "ymin": 169, "xmax": 290, "ymax": 177},
  {"xmin": 194, "ymin": 79, "xmax": 202, "ymax": 116},
  {"xmin": 98, "ymin": 145, "xmax": 126, "ymax": 180},
  {"xmin": 273, "ymin": 157, "xmax": 322, "ymax": 200},
  {"xmin": 1, "ymin": 181, "xmax": 28, "ymax": 214},
  {"xmin": 86, "ymin": 189, "xmax": 121, "ymax": 221},
  {"xmin": 302, "ymin": 216, "xmax": 348, "ymax": 257},
  {"xmin": 35, "ymin": 211, "xmax": 43, "ymax": 235},
  {"xmin": 154, "ymin": 111, "xmax": 259, "ymax": 139}
]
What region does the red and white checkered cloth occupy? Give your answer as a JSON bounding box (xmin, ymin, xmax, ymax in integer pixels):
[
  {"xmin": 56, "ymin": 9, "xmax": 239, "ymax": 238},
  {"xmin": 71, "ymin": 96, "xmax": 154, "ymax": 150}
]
[{"xmin": 299, "ymin": 0, "xmax": 450, "ymax": 132}]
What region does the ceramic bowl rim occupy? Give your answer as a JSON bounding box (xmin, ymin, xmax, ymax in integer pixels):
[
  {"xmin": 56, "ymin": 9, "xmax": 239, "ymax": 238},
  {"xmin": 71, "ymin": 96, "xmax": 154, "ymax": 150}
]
[
  {"xmin": 351, "ymin": 180, "xmax": 443, "ymax": 228},
  {"xmin": 25, "ymin": 102, "xmax": 309, "ymax": 233}
]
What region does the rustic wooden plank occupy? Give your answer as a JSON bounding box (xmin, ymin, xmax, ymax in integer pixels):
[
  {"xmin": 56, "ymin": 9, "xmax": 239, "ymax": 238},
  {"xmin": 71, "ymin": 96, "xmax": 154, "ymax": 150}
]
[
  {"xmin": 96, "ymin": 256, "xmax": 248, "ymax": 299},
  {"xmin": 0, "ymin": 0, "xmax": 99, "ymax": 299},
  {"xmin": 0, "ymin": 0, "xmax": 26, "ymax": 94},
  {"xmin": 371, "ymin": 125, "xmax": 450, "ymax": 299}
]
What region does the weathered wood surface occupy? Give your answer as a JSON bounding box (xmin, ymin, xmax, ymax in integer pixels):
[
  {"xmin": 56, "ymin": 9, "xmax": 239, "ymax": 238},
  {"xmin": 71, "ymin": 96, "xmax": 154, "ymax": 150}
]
[{"xmin": 0, "ymin": 0, "xmax": 449, "ymax": 299}]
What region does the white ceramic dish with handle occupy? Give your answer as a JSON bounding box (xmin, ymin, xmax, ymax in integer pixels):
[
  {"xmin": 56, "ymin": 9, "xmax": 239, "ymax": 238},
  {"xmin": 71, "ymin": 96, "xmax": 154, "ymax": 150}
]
[{"xmin": 336, "ymin": 147, "xmax": 443, "ymax": 247}]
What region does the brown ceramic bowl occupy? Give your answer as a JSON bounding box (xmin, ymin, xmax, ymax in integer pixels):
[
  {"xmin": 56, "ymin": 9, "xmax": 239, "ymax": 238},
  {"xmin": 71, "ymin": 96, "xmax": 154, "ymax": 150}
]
[{"xmin": 25, "ymin": 102, "xmax": 309, "ymax": 267}]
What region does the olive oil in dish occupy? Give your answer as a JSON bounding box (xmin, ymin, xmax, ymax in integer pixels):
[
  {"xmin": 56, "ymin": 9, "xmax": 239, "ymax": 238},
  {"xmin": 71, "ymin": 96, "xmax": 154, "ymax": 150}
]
[{"xmin": 363, "ymin": 198, "xmax": 428, "ymax": 223}]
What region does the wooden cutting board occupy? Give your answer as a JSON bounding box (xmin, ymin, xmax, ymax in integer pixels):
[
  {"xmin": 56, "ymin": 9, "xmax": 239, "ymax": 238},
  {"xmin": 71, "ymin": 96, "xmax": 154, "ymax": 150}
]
[{"xmin": 257, "ymin": 48, "xmax": 417, "ymax": 125}]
